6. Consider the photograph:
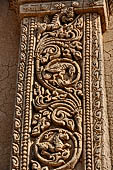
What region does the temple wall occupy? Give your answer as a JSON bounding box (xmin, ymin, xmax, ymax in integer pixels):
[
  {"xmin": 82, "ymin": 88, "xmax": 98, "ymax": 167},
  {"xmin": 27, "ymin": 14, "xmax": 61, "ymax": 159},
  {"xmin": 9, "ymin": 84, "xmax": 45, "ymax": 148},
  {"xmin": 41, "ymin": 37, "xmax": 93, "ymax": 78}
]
[
  {"xmin": 0, "ymin": 0, "xmax": 19, "ymax": 169},
  {"xmin": 0, "ymin": 0, "xmax": 113, "ymax": 170}
]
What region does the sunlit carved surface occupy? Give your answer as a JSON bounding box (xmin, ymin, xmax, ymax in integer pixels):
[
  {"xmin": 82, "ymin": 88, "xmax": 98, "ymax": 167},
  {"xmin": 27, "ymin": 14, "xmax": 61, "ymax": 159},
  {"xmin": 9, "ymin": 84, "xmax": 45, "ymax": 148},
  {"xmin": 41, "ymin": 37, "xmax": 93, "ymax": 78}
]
[
  {"xmin": 30, "ymin": 5, "xmax": 83, "ymax": 169},
  {"xmin": 10, "ymin": 1, "xmax": 112, "ymax": 170}
]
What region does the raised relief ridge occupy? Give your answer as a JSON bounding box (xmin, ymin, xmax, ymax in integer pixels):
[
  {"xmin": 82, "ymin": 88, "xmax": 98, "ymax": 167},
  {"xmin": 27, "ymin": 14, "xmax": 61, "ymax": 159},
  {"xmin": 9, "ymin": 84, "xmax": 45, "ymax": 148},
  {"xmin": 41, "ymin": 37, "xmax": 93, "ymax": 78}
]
[
  {"xmin": 29, "ymin": 4, "xmax": 83, "ymax": 170},
  {"xmin": 11, "ymin": 18, "xmax": 29, "ymax": 170},
  {"xmin": 10, "ymin": 1, "xmax": 112, "ymax": 170}
]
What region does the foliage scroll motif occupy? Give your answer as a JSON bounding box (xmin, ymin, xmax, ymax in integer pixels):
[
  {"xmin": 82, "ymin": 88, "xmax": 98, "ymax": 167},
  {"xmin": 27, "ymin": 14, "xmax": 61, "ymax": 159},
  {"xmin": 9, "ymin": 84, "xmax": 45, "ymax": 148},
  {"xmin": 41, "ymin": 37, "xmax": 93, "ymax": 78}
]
[
  {"xmin": 11, "ymin": 19, "xmax": 29, "ymax": 170},
  {"xmin": 91, "ymin": 13, "xmax": 111, "ymax": 170},
  {"xmin": 92, "ymin": 13, "xmax": 102, "ymax": 170},
  {"xmin": 30, "ymin": 4, "xmax": 83, "ymax": 170}
]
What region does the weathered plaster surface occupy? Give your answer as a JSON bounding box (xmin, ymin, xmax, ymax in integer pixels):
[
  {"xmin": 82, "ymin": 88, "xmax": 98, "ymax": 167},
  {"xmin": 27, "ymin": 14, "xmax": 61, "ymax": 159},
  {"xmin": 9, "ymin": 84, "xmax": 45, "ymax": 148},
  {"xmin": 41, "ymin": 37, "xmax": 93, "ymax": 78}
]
[
  {"xmin": 0, "ymin": 0, "xmax": 19, "ymax": 169},
  {"xmin": 0, "ymin": 0, "xmax": 113, "ymax": 170}
]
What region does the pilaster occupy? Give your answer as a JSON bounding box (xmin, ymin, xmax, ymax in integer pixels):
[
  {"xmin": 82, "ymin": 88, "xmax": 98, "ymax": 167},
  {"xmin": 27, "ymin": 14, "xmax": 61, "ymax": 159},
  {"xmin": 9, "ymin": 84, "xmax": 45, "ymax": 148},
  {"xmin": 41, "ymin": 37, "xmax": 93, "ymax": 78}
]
[{"xmin": 9, "ymin": 0, "xmax": 112, "ymax": 170}]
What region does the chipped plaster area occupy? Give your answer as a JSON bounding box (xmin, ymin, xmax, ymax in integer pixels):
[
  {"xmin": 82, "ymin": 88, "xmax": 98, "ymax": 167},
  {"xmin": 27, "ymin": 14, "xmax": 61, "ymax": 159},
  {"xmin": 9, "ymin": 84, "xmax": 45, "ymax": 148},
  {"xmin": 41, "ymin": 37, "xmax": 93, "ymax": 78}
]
[
  {"xmin": 0, "ymin": 0, "xmax": 19, "ymax": 169},
  {"xmin": 103, "ymin": 14, "xmax": 113, "ymax": 170}
]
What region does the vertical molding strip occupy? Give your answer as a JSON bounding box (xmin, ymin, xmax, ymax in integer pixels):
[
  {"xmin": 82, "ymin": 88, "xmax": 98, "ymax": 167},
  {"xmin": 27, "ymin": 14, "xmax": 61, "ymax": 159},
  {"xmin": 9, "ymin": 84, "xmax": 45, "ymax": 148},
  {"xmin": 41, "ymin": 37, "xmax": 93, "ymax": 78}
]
[
  {"xmin": 92, "ymin": 13, "xmax": 111, "ymax": 170},
  {"xmin": 92, "ymin": 13, "xmax": 102, "ymax": 170},
  {"xmin": 11, "ymin": 19, "xmax": 29, "ymax": 170},
  {"xmin": 21, "ymin": 18, "xmax": 35, "ymax": 170},
  {"xmin": 84, "ymin": 13, "xmax": 93, "ymax": 170}
]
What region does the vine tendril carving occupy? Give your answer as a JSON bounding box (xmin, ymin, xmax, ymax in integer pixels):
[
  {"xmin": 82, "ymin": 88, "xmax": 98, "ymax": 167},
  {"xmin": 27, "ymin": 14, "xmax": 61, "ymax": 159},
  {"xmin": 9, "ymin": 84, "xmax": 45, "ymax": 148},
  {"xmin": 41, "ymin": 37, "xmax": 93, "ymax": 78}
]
[{"xmin": 30, "ymin": 4, "xmax": 83, "ymax": 170}]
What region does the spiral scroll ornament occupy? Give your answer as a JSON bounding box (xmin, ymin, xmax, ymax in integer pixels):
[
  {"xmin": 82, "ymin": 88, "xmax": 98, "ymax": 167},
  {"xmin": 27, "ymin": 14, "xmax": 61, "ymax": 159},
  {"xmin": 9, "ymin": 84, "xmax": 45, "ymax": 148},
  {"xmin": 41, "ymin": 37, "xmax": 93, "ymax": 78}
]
[{"xmin": 30, "ymin": 4, "xmax": 83, "ymax": 170}]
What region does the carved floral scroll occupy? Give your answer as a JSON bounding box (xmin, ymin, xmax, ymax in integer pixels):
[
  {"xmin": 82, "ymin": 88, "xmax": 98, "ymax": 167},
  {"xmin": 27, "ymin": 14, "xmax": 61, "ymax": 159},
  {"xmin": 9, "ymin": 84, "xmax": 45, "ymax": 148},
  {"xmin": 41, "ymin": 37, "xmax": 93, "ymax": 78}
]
[
  {"xmin": 30, "ymin": 5, "xmax": 83, "ymax": 170},
  {"xmin": 11, "ymin": 1, "xmax": 111, "ymax": 170}
]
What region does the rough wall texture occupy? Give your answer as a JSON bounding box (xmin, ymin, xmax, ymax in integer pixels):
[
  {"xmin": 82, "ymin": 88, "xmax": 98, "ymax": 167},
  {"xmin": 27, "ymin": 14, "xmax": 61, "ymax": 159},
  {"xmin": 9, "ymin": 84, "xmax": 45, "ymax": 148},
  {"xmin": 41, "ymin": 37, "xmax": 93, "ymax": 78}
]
[
  {"xmin": 103, "ymin": 15, "xmax": 113, "ymax": 168},
  {"xmin": 0, "ymin": 0, "xmax": 19, "ymax": 170},
  {"xmin": 0, "ymin": 0, "xmax": 113, "ymax": 170}
]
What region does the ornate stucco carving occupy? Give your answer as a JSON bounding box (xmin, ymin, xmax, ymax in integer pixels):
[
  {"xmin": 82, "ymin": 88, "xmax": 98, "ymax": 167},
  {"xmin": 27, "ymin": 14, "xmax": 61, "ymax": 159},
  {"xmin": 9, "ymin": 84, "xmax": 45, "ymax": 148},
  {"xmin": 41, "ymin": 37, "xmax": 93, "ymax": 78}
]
[
  {"xmin": 9, "ymin": 0, "xmax": 108, "ymax": 31},
  {"xmin": 10, "ymin": 0, "xmax": 112, "ymax": 170},
  {"xmin": 11, "ymin": 18, "xmax": 29, "ymax": 169},
  {"xmin": 30, "ymin": 7, "xmax": 83, "ymax": 170},
  {"xmin": 91, "ymin": 13, "xmax": 111, "ymax": 170}
]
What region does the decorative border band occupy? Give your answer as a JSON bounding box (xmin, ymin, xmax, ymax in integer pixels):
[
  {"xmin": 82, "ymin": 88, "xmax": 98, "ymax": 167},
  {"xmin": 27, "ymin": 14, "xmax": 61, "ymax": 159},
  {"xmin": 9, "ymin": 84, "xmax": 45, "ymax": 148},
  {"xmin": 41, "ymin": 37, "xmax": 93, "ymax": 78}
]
[
  {"xmin": 11, "ymin": 18, "xmax": 29, "ymax": 170},
  {"xmin": 21, "ymin": 18, "xmax": 35, "ymax": 170},
  {"xmin": 84, "ymin": 13, "xmax": 93, "ymax": 170}
]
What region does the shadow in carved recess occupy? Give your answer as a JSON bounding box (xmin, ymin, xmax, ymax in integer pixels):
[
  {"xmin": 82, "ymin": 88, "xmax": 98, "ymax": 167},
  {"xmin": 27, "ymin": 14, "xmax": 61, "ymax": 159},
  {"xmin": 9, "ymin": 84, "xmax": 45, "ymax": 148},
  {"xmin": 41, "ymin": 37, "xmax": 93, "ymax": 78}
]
[{"xmin": 30, "ymin": 4, "xmax": 83, "ymax": 170}]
